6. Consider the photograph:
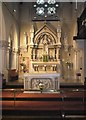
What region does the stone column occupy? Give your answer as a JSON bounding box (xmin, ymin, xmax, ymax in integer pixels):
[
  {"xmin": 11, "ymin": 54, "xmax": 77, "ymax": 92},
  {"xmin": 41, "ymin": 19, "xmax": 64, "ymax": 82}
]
[
  {"xmin": 2, "ymin": 44, "xmax": 6, "ymax": 70},
  {"xmin": 6, "ymin": 50, "xmax": 10, "ymax": 69},
  {"xmin": 30, "ymin": 25, "xmax": 34, "ymax": 45},
  {"xmin": 56, "ymin": 48, "xmax": 59, "ymax": 60},
  {"xmin": 24, "ymin": 32, "xmax": 28, "ymax": 45},
  {"xmin": 0, "ymin": 45, "xmax": 2, "ymax": 74},
  {"xmin": 11, "ymin": 51, "xmax": 17, "ymax": 69},
  {"xmin": 56, "ymin": 47, "xmax": 61, "ymax": 61},
  {"xmin": 57, "ymin": 23, "xmax": 61, "ymax": 45}
]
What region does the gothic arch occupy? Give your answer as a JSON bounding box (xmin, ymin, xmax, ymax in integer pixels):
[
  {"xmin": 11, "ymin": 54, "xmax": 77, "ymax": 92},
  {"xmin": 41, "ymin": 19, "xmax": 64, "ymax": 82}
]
[
  {"xmin": 35, "ymin": 32, "xmax": 56, "ymax": 46},
  {"xmin": 34, "ymin": 24, "xmax": 57, "ymax": 46}
]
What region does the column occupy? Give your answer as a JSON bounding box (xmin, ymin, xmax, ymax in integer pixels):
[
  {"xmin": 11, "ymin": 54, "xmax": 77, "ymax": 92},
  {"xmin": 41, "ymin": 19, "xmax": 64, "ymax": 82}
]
[
  {"xmin": 0, "ymin": 46, "xmax": 2, "ymax": 74},
  {"xmin": 23, "ymin": 32, "xmax": 28, "ymax": 52},
  {"xmin": 55, "ymin": 48, "xmax": 56, "ymax": 59},
  {"xmin": 30, "ymin": 25, "xmax": 34, "ymax": 45},
  {"xmin": 31, "ymin": 49, "xmax": 33, "ymax": 60},
  {"xmin": 56, "ymin": 48, "xmax": 59, "ymax": 60},
  {"xmin": 2, "ymin": 46, "xmax": 6, "ymax": 70},
  {"xmin": 57, "ymin": 23, "xmax": 61, "ymax": 45},
  {"xmin": 6, "ymin": 50, "xmax": 10, "ymax": 69},
  {"xmin": 11, "ymin": 52, "xmax": 17, "ymax": 69},
  {"xmin": 56, "ymin": 48, "xmax": 60, "ymax": 60},
  {"xmin": 24, "ymin": 32, "xmax": 28, "ymax": 45}
]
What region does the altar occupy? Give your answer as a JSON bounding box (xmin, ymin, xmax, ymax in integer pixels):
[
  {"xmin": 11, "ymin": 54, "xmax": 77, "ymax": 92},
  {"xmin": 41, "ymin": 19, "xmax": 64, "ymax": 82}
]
[
  {"xmin": 22, "ymin": 23, "xmax": 61, "ymax": 91},
  {"xmin": 24, "ymin": 73, "xmax": 60, "ymax": 90}
]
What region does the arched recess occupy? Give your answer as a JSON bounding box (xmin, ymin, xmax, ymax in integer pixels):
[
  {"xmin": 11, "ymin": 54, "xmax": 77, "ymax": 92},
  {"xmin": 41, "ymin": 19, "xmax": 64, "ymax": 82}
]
[
  {"xmin": 31, "ymin": 24, "xmax": 58, "ymax": 61},
  {"xmin": 34, "ymin": 32, "xmax": 56, "ymax": 46},
  {"xmin": 34, "ymin": 24, "xmax": 57, "ymax": 45}
]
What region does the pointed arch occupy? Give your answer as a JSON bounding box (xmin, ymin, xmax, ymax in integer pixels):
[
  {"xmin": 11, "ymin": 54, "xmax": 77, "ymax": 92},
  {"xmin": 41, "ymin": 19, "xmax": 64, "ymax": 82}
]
[{"xmin": 34, "ymin": 24, "xmax": 57, "ymax": 47}]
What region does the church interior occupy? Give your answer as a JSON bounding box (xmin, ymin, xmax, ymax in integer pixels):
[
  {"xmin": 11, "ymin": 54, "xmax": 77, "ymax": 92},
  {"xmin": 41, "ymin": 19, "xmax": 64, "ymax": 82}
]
[{"xmin": 0, "ymin": 1, "xmax": 86, "ymax": 120}]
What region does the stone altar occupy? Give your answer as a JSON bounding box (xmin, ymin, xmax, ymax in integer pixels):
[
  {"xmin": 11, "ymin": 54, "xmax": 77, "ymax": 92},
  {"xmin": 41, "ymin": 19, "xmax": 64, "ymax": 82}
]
[{"xmin": 24, "ymin": 73, "xmax": 60, "ymax": 90}]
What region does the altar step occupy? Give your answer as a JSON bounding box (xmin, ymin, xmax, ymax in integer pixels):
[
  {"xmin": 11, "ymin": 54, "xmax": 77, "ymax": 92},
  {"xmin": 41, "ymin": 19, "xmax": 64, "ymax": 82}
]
[
  {"xmin": 5, "ymin": 84, "xmax": 23, "ymax": 89},
  {"xmin": 2, "ymin": 111, "xmax": 86, "ymax": 120},
  {"xmin": 2, "ymin": 90, "xmax": 85, "ymax": 118},
  {"xmin": 2, "ymin": 115, "xmax": 86, "ymax": 120},
  {"xmin": 5, "ymin": 82, "xmax": 84, "ymax": 89},
  {"xmin": 60, "ymin": 83, "xmax": 84, "ymax": 89}
]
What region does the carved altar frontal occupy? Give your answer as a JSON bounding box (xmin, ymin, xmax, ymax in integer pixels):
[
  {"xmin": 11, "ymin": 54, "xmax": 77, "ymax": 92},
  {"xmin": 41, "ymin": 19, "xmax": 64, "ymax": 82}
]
[
  {"xmin": 31, "ymin": 78, "xmax": 54, "ymax": 90},
  {"xmin": 24, "ymin": 73, "xmax": 60, "ymax": 90}
]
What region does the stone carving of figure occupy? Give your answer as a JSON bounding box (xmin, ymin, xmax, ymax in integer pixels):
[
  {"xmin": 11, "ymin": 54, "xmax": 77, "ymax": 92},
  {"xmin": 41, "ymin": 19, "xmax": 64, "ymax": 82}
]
[{"xmin": 43, "ymin": 34, "xmax": 48, "ymax": 55}]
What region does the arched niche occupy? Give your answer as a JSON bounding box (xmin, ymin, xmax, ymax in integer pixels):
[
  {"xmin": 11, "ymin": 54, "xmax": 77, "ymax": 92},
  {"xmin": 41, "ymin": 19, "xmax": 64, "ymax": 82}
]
[
  {"xmin": 34, "ymin": 27, "xmax": 57, "ymax": 45},
  {"xmin": 34, "ymin": 32, "xmax": 56, "ymax": 46}
]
